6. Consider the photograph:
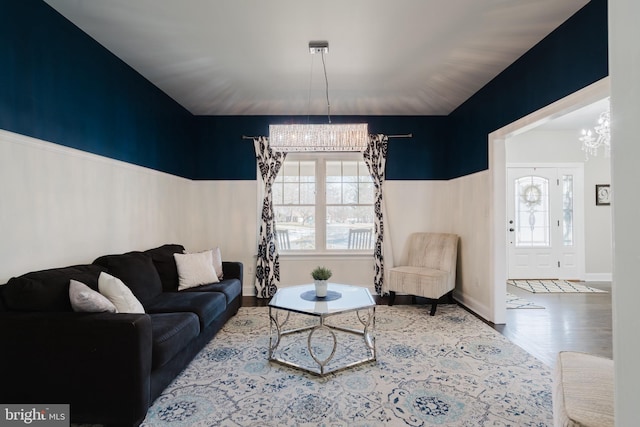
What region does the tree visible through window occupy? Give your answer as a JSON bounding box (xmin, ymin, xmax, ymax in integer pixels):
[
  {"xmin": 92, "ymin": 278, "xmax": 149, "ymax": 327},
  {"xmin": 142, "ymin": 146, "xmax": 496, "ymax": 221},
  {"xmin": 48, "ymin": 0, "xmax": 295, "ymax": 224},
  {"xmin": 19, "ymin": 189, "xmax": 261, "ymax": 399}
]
[{"xmin": 272, "ymin": 153, "xmax": 374, "ymax": 252}]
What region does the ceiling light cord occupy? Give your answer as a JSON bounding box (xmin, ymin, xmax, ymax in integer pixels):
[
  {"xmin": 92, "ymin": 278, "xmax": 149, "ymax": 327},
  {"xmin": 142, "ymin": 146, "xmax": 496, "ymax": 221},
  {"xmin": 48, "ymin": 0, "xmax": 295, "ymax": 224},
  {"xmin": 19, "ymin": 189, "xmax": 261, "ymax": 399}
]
[
  {"xmin": 321, "ymin": 51, "xmax": 331, "ymax": 124},
  {"xmin": 307, "ymin": 54, "xmax": 314, "ymax": 124}
]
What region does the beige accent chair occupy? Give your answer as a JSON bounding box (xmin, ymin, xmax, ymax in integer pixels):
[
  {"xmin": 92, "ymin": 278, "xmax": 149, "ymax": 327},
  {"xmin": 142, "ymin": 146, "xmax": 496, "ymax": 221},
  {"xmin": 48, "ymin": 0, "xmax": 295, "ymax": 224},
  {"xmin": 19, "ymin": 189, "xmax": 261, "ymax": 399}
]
[{"xmin": 387, "ymin": 232, "xmax": 459, "ymax": 316}]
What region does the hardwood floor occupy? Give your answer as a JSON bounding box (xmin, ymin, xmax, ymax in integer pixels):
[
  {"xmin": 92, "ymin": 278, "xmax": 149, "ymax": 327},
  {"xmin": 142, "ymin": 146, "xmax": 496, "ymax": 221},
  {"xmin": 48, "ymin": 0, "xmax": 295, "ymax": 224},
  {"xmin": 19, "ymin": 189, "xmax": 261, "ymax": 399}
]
[
  {"xmin": 242, "ymin": 282, "xmax": 613, "ymax": 369},
  {"xmin": 494, "ymin": 281, "xmax": 612, "ymax": 368}
]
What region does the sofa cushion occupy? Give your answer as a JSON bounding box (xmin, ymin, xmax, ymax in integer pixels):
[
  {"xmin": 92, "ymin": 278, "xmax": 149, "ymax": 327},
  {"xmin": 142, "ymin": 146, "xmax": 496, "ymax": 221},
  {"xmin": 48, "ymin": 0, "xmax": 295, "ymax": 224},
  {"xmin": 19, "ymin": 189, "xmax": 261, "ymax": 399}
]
[
  {"xmin": 2, "ymin": 264, "xmax": 104, "ymax": 312},
  {"xmin": 145, "ymin": 292, "xmax": 226, "ymax": 329},
  {"xmin": 181, "ymin": 278, "xmax": 242, "ymax": 305},
  {"xmin": 93, "ymin": 252, "xmax": 162, "ymax": 303},
  {"xmin": 0, "ymin": 288, "xmax": 7, "ymax": 312},
  {"xmin": 144, "ymin": 244, "xmax": 185, "ymax": 292},
  {"xmin": 149, "ymin": 312, "xmax": 200, "ymax": 370}
]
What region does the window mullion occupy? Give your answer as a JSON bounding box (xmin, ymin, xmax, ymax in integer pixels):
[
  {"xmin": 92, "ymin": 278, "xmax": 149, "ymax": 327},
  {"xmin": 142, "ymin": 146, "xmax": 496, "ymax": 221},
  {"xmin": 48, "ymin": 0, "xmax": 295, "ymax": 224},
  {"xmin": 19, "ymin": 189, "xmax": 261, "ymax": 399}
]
[{"xmin": 316, "ymin": 157, "xmax": 326, "ymax": 251}]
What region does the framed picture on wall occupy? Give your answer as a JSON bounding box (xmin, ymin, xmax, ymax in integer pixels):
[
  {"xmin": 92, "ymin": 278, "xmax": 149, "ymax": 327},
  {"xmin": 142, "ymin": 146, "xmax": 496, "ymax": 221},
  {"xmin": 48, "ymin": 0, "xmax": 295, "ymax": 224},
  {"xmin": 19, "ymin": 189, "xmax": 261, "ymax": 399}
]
[{"xmin": 596, "ymin": 184, "xmax": 611, "ymax": 206}]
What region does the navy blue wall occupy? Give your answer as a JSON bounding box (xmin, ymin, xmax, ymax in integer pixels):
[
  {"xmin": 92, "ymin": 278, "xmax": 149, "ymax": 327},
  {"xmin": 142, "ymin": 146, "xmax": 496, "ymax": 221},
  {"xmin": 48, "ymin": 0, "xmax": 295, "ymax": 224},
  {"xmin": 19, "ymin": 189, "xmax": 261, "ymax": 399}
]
[
  {"xmin": 195, "ymin": 115, "xmax": 448, "ymax": 180},
  {"xmin": 447, "ymin": 0, "xmax": 608, "ymax": 178},
  {"xmin": 0, "ymin": 0, "xmax": 607, "ymax": 182},
  {"xmin": 0, "ymin": 0, "xmax": 195, "ymax": 178}
]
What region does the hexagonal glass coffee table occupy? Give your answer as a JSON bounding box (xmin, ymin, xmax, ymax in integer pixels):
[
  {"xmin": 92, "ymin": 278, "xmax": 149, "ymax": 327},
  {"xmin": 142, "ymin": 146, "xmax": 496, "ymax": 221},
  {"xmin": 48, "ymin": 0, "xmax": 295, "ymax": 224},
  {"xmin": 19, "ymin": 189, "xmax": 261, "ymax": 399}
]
[{"xmin": 268, "ymin": 283, "xmax": 376, "ymax": 376}]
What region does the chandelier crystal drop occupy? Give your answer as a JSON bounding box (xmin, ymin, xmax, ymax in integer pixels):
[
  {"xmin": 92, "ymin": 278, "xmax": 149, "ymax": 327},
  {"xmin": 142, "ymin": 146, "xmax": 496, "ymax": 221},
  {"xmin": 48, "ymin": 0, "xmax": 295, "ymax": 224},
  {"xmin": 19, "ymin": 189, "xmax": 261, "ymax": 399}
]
[{"xmin": 579, "ymin": 101, "xmax": 610, "ymax": 160}]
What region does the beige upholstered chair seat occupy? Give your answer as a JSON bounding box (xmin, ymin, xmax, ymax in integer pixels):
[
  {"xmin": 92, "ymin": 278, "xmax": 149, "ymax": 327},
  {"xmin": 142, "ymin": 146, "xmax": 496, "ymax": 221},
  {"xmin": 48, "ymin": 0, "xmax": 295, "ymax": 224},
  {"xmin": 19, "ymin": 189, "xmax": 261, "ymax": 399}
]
[
  {"xmin": 389, "ymin": 267, "xmax": 450, "ymax": 299},
  {"xmin": 387, "ymin": 232, "xmax": 459, "ymax": 315}
]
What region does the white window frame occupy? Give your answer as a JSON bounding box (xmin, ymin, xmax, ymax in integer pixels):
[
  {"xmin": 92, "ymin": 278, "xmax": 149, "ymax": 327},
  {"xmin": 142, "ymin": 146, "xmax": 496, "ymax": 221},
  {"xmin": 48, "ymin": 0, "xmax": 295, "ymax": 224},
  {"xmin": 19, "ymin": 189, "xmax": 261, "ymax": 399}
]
[{"xmin": 273, "ymin": 151, "xmax": 374, "ymax": 255}]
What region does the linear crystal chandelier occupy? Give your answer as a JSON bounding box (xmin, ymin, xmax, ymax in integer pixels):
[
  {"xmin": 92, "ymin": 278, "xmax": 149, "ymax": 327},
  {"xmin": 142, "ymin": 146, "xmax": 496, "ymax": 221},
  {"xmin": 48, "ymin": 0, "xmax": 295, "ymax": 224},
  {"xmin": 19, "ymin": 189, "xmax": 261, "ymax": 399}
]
[
  {"xmin": 579, "ymin": 100, "xmax": 610, "ymax": 160},
  {"xmin": 269, "ymin": 41, "xmax": 368, "ymax": 152},
  {"xmin": 269, "ymin": 123, "xmax": 368, "ymax": 152}
]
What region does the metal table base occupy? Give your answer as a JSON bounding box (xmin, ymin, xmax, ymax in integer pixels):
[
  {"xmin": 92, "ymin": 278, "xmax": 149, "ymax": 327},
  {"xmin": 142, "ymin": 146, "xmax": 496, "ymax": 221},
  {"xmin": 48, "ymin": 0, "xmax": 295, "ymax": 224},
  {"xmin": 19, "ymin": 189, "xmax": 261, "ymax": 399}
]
[{"xmin": 268, "ymin": 306, "xmax": 376, "ymax": 376}]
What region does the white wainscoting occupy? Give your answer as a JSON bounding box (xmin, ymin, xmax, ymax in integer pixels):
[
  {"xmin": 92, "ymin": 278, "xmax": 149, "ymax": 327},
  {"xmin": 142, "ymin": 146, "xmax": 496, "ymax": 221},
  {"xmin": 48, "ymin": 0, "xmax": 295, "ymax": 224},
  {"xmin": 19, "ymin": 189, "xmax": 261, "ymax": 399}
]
[
  {"xmin": 447, "ymin": 171, "xmax": 494, "ymax": 321},
  {"xmin": 0, "ymin": 130, "xmax": 193, "ymax": 284}
]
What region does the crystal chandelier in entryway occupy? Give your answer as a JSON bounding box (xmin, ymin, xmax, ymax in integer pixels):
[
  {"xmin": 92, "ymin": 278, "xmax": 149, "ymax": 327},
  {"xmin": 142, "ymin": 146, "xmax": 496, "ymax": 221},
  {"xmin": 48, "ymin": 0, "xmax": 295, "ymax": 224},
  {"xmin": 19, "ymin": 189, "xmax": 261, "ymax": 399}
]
[{"xmin": 579, "ymin": 98, "xmax": 610, "ymax": 160}]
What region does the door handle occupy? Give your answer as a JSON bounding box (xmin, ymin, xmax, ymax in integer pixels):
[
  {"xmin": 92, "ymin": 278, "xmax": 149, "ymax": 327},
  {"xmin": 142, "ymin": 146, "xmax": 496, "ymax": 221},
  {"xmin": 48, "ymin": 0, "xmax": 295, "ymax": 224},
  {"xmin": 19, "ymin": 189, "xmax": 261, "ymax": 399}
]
[{"xmin": 509, "ymin": 228, "xmax": 514, "ymax": 232}]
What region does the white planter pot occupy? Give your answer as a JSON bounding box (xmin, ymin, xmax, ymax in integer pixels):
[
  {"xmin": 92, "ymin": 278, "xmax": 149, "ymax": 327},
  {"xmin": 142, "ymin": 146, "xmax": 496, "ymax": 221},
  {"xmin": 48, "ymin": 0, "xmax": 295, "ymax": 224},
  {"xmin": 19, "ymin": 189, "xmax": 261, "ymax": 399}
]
[{"xmin": 314, "ymin": 280, "xmax": 328, "ymax": 297}]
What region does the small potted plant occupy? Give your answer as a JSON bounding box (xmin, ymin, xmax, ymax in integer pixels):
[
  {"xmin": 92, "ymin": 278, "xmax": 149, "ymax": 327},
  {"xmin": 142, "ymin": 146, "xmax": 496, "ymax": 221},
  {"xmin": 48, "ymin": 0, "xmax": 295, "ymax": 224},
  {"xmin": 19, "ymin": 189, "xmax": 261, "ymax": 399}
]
[{"xmin": 311, "ymin": 266, "xmax": 332, "ymax": 297}]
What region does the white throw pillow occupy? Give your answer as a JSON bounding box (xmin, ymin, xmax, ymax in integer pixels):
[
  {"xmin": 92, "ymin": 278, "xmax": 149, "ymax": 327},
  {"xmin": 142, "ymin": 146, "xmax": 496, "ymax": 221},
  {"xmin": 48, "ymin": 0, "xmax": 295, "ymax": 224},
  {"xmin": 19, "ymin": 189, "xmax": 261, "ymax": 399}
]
[
  {"xmin": 98, "ymin": 272, "xmax": 145, "ymax": 314},
  {"xmin": 183, "ymin": 247, "xmax": 224, "ymax": 279},
  {"xmin": 174, "ymin": 250, "xmax": 219, "ymax": 290},
  {"xmin": 211, "ymin": 246, "xmax": 224, "ymax": 279},
  {"xmin": 69, "ymin": 279, "xmax": 117, "ymax": 313}
]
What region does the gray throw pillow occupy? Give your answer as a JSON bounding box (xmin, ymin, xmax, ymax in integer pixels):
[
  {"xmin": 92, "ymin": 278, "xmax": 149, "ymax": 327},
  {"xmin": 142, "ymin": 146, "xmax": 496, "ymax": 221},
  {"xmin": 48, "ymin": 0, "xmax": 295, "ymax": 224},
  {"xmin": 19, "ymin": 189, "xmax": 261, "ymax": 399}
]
[{"xmin": 69, "ymin": 279, "xmax": 117, "ymax": 313}]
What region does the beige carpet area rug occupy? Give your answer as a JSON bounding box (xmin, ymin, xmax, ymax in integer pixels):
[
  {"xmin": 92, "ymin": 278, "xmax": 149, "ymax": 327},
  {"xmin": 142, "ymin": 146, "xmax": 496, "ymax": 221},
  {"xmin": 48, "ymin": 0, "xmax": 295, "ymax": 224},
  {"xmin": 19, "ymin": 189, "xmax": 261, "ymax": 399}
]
[
  {"xmin": 140, "ymin": 305, "xmax": 553, "ymax": 426},
  {"xmin": 506, "ymin": 292, "xmax": 545, "ymax": 309},
  {"xmin": 508, "ymin": 279, "xmax": 607, "ymax": 294}
]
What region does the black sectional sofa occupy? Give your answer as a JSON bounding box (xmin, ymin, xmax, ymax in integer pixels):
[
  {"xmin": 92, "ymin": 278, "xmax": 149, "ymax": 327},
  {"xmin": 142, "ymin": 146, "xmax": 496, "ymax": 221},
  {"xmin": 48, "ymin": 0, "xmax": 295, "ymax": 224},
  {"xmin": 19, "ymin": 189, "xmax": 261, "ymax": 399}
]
[{"xmin": 0, "ymin": 244, "xmax": 242, "ymax": 426}]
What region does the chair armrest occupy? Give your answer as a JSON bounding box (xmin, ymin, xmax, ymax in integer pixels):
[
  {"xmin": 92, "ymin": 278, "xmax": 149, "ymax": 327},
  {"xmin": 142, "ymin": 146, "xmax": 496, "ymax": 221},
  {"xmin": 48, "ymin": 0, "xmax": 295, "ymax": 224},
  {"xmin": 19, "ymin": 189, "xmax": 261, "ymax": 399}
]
[
  {"xmin": 222, "ymin": 261, "xmax": 243, "ymax": 285},
  {"xmin": 0, "ymin": 311, "xmax": 152, "ymax": 425}
]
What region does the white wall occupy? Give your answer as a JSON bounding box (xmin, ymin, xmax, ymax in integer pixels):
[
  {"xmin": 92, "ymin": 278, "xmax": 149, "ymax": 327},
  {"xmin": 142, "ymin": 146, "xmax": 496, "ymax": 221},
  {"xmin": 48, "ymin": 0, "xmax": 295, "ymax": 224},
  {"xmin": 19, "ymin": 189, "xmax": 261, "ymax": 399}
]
[
  {"xmin": 0, "ymin": 131, "xmax": 268, "ymax": 289},
  {"xmin": 506, "ymin": 129, "xmax": 612, "ymax": 278},
  {"xmin": 609, "ymin": 0, "xmax": 640, "ymax": 423},
  {"xmin": 187, "ymin": 180, "xmax": 258, "ymax": 290},
  {"xmin": 0, "ymin": 130, "xmax": 196, "ymax": 283},
  {"xmin": 448, "ymin": 171, "xmax": 493, "ymax": 320}
]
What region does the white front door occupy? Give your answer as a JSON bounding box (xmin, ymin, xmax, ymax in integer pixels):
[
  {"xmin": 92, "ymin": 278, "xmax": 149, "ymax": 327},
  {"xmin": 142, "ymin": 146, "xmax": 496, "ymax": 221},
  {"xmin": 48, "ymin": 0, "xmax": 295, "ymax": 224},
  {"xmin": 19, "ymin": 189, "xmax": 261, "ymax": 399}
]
[{"xmin": 507, "ymin": 166, "xmax": 584, "ymax": 279}]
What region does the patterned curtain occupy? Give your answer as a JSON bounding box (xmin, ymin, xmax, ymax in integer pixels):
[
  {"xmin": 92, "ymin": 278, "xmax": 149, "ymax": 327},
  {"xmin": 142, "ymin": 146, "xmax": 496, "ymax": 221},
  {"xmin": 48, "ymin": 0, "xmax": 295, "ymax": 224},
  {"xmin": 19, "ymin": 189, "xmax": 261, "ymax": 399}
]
[
  {"xmin": 362, "ymin": 134, "xmax": 390, "ymax": 295},
  {"xmin": 254, "ymin": 137, "xmax": 287, "ymax": 298}
]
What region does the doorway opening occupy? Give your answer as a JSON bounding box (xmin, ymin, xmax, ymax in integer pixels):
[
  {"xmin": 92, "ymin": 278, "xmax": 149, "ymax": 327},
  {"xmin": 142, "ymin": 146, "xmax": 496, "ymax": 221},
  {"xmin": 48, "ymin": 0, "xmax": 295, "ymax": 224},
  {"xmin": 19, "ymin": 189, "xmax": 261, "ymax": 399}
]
[{"xmin": 489, "ymin": 77, "xmax": 610, "ymax": 323}]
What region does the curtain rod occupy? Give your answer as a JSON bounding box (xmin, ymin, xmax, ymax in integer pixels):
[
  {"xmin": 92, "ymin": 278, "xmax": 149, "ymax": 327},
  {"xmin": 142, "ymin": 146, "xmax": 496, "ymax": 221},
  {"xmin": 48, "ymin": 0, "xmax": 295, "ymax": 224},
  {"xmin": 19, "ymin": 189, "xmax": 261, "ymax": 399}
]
[{"xmin": 241, "ymin": 133, "xmax": 412, "ymax": 140}]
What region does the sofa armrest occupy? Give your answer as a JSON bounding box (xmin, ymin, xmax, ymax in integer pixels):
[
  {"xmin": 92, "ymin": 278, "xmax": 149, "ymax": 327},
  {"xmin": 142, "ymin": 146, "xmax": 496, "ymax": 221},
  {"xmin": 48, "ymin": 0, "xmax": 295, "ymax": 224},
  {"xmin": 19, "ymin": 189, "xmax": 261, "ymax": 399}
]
[
  {"xmin": 222, "ymin": 261, "xmax": 243, "ymax": 284},
  {"xmin": 0, "ymin": 311, "xmax": 152, "ymax": 426}
]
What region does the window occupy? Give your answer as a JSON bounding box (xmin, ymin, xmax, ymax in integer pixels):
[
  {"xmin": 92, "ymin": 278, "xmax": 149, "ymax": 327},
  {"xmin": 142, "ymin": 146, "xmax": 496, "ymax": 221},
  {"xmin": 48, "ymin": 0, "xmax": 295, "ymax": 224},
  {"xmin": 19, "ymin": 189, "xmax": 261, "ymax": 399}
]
[
  {"xmin": 272, "ymin": 153, "xmax": 374, "ymax": 252},
  {"xmin": 514, "ymin": 175, "xmax": 550, "ymax": 247}
]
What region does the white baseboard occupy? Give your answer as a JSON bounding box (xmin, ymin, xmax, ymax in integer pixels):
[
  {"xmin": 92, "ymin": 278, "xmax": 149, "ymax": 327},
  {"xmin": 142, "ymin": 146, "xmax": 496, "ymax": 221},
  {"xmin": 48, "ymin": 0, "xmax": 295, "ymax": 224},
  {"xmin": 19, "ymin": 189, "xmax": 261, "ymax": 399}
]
[
  {"xmin": 584, "ymin": 273, "xmax": 612, "ymax": 282},
  {"xmin": 452, "ymin": 291, "xmax": 493, "ymax": 323}
]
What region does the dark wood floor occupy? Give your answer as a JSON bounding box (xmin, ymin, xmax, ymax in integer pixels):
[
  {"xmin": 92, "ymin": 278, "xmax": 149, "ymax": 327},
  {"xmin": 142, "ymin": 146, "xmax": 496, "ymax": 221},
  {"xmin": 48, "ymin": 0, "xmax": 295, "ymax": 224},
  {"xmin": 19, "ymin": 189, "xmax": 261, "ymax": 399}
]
[
  {"xmin": 495, "ymin": 281, "xmax": 612, "ymax": 368},
  {"xmin": 242, "ymin": 282, "xmax": 613, "ymax": 368}
]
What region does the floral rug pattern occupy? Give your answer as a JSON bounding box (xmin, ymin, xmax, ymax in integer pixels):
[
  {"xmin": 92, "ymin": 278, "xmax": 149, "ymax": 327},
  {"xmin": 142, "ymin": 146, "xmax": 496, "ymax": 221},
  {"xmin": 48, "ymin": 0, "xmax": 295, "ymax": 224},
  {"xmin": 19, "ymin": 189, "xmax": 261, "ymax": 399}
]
[{"xmin": 141, "ymin": 305, "xmax": 553, "ymax": 427}]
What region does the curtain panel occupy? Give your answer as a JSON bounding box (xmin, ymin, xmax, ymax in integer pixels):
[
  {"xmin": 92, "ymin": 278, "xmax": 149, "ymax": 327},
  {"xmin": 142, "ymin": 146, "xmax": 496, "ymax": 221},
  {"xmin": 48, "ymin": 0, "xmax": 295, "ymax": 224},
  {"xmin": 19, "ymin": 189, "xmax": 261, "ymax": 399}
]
[
  {"xmin": 363, "ymin": 134, "xmax": 390, "ymax": 295},
  {"xmin": 254, "ymin": 137, "xmax": 286, "ymax": 298}
]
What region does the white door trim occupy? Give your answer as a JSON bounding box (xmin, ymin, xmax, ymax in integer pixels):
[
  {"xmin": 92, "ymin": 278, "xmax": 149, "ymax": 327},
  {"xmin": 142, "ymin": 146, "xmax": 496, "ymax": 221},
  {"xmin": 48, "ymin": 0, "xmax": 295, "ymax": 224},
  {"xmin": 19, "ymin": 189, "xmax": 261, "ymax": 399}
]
[{"xmin": 488, "ymin": 77, "xmax": 610, "ymax": 324}]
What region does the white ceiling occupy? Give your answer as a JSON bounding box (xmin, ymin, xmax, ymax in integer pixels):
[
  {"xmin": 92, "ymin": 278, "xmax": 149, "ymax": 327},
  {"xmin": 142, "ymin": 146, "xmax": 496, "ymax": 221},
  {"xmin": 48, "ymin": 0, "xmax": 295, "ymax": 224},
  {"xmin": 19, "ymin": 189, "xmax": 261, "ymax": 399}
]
[
  {"xmin": 535, "ymin": 97, "xmax": 609, "ymax": 131},
  {"xmin": 44, "ymin": 0, "xmax": 589, "ymax": 116}
]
